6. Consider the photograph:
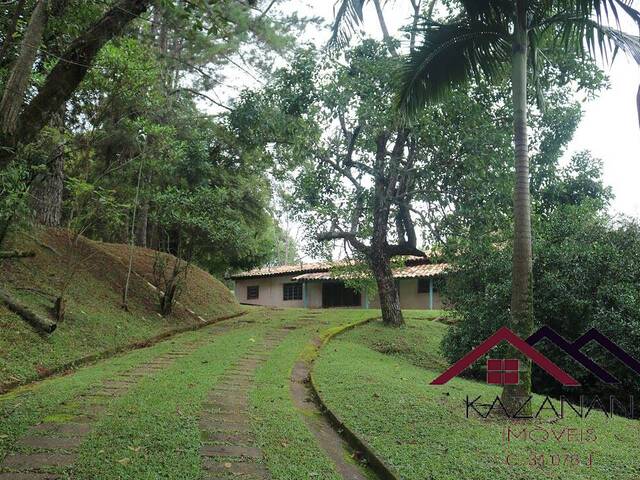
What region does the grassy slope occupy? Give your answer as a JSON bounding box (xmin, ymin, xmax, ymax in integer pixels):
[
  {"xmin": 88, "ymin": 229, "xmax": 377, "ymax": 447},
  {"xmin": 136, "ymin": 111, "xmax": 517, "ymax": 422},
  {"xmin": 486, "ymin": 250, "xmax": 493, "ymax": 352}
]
[
  {"xmin": 0, "ymin": 228, "xmax": 241, "ymax": 387},
  {"xmin": 314, "ymin": 318, "xmax": 640, "ymax": 480}
]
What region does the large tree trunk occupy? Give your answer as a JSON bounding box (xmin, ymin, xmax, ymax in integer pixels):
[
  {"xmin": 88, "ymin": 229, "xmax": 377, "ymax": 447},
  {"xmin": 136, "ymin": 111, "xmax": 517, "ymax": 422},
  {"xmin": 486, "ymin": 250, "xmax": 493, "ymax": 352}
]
[
  {"xmin": 0, "ymin": 0, "xmax": 28, "ymax": 65},
  {"xmin": 31, "ymin": 151, "xmax": 64, "ymax": 226},
  {"xmin": 30, "ymin": 109, "xmax": 65, "ymax": 226},
  {"xmin": 0, "ymin": 0, "xmax": 152, "ymax": 169},
  {"xmin": 502, "ymin": 0, "xmax": 533, "ymax": 414},
  {"xmin": 369, "ymin": 252, "xmax": 403, "ymax": 327},
  {"xmin": 0, "ymin": 0, "xmax": 48, "ymax": 135}
]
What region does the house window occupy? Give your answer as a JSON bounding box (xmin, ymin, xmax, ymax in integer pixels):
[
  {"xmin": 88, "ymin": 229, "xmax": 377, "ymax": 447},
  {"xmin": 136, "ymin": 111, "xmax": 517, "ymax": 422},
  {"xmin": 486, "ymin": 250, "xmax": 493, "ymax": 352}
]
[
  {"xmin": 417, "ymin": 278, "xmax": 430, "ymax": 293},
  {"xmin": 247, "ymin": 285, "xmax": 259, "ymax": 300},
  {"xmin": 283, "ymin": 283, "xmax": 303, "ymax": 301}
]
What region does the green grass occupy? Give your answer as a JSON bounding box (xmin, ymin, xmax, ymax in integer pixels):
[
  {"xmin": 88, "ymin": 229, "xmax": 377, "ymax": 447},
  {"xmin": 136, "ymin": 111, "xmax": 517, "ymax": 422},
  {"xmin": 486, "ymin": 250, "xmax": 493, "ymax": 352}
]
[
  {"xmin": 313, "ymin": 318, "xmax": 640, "ymax": 480},
  {"xmin": 0, "ymin": 228, "xmax": 241, "ymax": 388},
  {"xmin": 72, "ymin": 324, "xmax": 264, "ymax": 479},
  {"xmin": 0, "ymin": 320, "xmax": 216, "ymax": 462},
  {"xmin": 1, "ymin": 308, "xmax": 379, "ymax": 479},
  {"xmin": 13, "ymin": 306, "xmax": 625, "ymax": 480},
  {"xmin": 250, "ymin": 308, "xmax": 377, "ymax": 480}
]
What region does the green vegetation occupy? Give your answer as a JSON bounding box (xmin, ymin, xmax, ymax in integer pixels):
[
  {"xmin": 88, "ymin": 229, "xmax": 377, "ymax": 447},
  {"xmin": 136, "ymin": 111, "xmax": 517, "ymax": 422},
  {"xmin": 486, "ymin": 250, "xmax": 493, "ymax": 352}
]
[
  {"xmin": 0, "ymin": 228, "xmax": 241, "ymax": 388},
  {"xmin": 73, "ymin": 322, "xmax": 262, "ymax": 479},
  {"xmin": 0, "ymin": 324, "xmax": 200, "ymax": 461},
  {"xmin": 251, "ymin": 310, "xmax": 347, "ymax": 480},
  {"xmin": 314, "ymin": 318, "xmax": 640, "ymax": 480},
  {"xmin": 444, "ymin": 201, "xmax": 640, "ymax": 401},
  {"xmin": 1, "ymin": 0, "xmax": 640, "ymax": 478},
  {"xmin": 0, "ymin": 308, "xmax": 376, "ymax": 479}
]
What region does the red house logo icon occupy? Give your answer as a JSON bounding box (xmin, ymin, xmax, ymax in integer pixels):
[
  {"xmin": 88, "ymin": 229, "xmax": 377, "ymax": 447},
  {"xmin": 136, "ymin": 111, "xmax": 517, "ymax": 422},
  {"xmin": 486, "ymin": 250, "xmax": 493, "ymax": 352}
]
[
  {"xmin": 431, "ymin": 326, "xmax": 580, "ymax": 387},
  {"xmin": 486, "ymin": 358, "xmax": 519, "ymax": 385}
]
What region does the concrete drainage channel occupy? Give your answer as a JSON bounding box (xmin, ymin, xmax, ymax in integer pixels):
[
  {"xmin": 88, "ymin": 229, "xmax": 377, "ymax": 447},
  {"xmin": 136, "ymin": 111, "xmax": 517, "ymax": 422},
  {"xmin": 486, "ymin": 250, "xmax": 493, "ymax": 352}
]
[{"xmin": 290, "ymin": 317, "xmax": 401, "ymax": 480}]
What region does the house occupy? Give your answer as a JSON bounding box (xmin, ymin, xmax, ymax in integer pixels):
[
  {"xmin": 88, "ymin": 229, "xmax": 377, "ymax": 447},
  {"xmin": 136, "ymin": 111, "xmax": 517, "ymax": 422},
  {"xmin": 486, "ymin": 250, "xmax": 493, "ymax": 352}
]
[{"xmin": 229, "ymin": 257, "xmax": 447, "ymax": 310}]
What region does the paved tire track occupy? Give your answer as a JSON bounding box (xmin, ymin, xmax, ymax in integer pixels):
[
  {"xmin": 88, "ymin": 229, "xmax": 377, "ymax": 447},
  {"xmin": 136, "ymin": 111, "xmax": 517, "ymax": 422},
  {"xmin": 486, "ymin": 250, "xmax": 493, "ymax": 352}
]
[
  {"xmin": 0, "ymin": 318, "xmax": 248, "ymax": 479},
  {"xmin": 199, "ymin": 326, "xmax": 292, "ymax": 479}
]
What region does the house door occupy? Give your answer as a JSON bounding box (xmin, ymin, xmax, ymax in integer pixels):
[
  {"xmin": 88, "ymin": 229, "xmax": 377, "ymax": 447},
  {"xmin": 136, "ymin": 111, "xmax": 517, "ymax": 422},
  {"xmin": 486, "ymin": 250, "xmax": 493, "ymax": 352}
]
[{"xmin": 322, "ymin": 282, "xmax": 361, "ymax": 308}]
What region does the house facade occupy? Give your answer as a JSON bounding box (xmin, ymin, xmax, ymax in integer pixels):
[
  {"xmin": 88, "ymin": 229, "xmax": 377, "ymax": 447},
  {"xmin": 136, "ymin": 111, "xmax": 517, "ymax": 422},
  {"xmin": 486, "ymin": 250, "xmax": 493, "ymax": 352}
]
[{"xmin": 229, "ymin": 258, "xmax": 447, "ymax": 310}]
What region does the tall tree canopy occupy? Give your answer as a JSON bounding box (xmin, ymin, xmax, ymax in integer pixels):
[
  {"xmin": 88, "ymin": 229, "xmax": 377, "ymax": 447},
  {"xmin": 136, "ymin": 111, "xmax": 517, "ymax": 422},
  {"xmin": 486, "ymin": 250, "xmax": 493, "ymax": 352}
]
[
  {"xmin": 232, "ymin": 37, "xmax": 605, "ymax": 326},
  {"xmin": 397, "ymin": 0, "xmax": 640, "ymax": 411},
  {"xmin": 0, "ymin": 0, "xmax": 311, "ymax": 278}
]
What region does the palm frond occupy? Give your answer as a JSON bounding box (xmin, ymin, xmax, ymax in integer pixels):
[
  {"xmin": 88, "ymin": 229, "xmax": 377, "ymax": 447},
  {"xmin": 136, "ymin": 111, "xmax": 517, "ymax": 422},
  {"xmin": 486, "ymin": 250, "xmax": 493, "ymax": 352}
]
[
  {"xmin": 457, "ymin": 0, "xmax": 514, "ymax": 22},
  {"xmin": 550, "ymin": 0, "xmax": 640, "ymax": 28},
  {"xmin": 538, "ymin": 13, "xmax": 640, "ymax": 64},
  {"xmin": 397, "ymin": 19, "xmax": 510, "ymax": 116},
  {"xmin": 329, "ymin": 0, "xmax": 367, "ymax": 49}
]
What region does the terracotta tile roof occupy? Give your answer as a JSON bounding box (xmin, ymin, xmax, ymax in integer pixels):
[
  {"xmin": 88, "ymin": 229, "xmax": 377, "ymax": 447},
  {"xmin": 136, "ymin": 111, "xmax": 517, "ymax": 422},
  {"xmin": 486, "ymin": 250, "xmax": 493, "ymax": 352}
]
[
  {"xmin": 227, "ymin": 262, "xmax": 329, "ymax": 280},
  {"xmin": 392, "ymin": 263, "xmax": 448, "ymax": 278},
  {"xmin": 292, "ymin": 263, "xmax": 448, "ymax": 281},
  {"xmin": 228, "ymin": 255, "xmax": 437, "ymax": 280}
]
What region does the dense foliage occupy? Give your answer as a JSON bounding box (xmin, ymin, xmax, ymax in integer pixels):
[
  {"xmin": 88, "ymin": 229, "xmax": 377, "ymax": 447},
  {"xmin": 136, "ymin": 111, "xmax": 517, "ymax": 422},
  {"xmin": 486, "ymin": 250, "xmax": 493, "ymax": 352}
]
[
  {"xmin": 443, "ymin": 187, "xmax": 640, "ymax": 400},
  {"xmin": 0, "ymin": 0, "xmax": 308, "ymax": 278}
]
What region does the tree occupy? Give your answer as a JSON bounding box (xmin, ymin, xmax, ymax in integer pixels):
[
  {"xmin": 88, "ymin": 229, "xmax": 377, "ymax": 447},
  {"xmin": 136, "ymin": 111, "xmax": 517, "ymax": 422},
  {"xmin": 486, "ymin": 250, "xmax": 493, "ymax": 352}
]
[
  {"xmin": 232, "ymin": 45, "xmax": 431, "ymax": 326},
  {"xmin": 0, "ymin": 0, "xmax": 293, "ymax": 171},
  {"xmin": 443, "ymin": 195, "xmax": 640, "ymax": 404},
  {"xmin": 0, "ymin": 0, "xmax": 49, "ymax": 135},
  {"xmin": 0, "ymin": 0, "xmax": 153, "ymax": 169},
  {"xmin": 398, "ymin": 0, "xmax": 640, "ymax": 411}
]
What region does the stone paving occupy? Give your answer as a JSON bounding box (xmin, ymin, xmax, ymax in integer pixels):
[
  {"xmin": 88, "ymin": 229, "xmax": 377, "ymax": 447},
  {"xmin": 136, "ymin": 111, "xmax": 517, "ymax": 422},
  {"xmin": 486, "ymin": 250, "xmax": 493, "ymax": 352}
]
[
  {"xmin": 199, "ymin": 326, "xmax": 292, "ymax": 480},
  {"xmin": 0, "ymin": 320, "xmax": 242, "ymax": 479},
  {"xmin": 0, "ymin": 311, "xmax": 365, "ymax": 480}
]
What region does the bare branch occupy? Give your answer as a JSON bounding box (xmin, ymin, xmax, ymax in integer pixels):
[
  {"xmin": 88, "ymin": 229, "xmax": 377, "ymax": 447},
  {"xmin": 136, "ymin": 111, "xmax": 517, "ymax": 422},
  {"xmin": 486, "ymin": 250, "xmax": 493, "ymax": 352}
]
[
  {"xmin": 317, "ymin": 228, "xmax": 369, "ymax": 253},
  {"xmin": 171, "ymin": 88, "xmax": 232, "ymax": 111}
]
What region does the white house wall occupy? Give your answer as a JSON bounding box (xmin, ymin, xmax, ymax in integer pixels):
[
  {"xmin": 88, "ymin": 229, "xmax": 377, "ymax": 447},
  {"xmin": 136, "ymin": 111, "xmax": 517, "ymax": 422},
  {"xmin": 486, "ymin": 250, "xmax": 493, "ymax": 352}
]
[{"xmin": 234, "ymin": 276, "xmax": 442, "ymax": 310}]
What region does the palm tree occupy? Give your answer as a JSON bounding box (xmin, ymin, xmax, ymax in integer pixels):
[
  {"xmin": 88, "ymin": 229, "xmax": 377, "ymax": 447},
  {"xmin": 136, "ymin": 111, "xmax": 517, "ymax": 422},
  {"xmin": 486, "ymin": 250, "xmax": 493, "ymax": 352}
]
[{"xmin": 397, "ymin": 0, "xmax": 640, "ymax": 411}]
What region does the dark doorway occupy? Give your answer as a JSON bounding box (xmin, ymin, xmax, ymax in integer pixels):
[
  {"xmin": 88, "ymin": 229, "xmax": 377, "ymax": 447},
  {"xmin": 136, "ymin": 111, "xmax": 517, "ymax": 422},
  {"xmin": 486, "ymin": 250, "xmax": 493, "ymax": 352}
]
[{"xmin": 322, "ymin": 282, "xmax": 361, "ymax": 308}]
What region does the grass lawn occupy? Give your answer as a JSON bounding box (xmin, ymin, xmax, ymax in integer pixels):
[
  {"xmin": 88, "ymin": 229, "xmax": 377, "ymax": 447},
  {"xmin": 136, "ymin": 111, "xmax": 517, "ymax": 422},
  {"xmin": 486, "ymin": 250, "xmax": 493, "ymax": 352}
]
[
  {"xmin": 0, "ymin": 307, "xmax": 378, "ymax": 479},
  {"xmin": 250, "ymin": 308, "xmax": 378, "ymax": 480},
  {"xmin": 313, "ymin": 316, "xmax": 640, "ymax": 480},
  {"xmin": 0, "ymin": 321, "xmax": 205, "ymax": 462},
  {"xmin": 72, "ymin": 322, "xmax": 262, "ymax": 479}
]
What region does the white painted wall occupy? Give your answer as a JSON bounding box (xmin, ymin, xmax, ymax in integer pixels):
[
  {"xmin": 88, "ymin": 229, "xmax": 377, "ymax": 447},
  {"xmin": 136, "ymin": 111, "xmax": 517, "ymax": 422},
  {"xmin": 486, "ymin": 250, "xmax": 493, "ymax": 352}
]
[{"xmin": 234, "ymin": 276, "xmax": 443, "ymax": 310}]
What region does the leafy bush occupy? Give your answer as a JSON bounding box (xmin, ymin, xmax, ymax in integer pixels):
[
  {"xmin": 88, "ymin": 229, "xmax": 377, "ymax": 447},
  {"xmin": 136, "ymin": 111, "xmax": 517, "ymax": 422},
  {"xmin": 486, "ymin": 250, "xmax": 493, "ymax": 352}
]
[{"xmin": 443, "ymin": 202, "xmax": 640, "ymax": 400}]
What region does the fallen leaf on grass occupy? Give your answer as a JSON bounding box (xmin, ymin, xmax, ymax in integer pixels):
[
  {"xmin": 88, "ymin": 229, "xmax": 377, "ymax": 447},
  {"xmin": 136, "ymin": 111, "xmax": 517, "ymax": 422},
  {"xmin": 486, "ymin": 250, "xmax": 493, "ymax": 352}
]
[{"xmin": 117, "ymin": 458, "xmax": 130, "ymax": 465}]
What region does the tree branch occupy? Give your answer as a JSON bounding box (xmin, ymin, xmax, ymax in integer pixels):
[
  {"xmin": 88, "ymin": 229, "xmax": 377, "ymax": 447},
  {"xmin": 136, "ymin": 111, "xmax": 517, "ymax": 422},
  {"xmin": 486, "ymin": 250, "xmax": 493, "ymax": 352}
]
[
  {"xmin": 1, "ymin": 0, "xmax": 152, "ymax": 168},
  {"xmin": 385, "ymin": 243, "xmax": 425, "ymax": 257},
  {"xmin": 317, "ymin": 228, "xmax": 369, "ymax": 253},
  {"xmin": 171, "ymin": 88, "xmax": 232, "ymax": 111}
]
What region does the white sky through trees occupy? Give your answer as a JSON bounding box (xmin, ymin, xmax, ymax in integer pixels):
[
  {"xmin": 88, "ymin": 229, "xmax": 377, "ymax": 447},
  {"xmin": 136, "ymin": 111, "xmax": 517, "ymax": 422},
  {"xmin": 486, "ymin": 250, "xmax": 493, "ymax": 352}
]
[
  {"xmin": 297, "ymin": 0, "xmax": 640, "ymax": 218},
  {"xmin": 207, "ymin": 1, "xmax": 640, "ymax": 260}
]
